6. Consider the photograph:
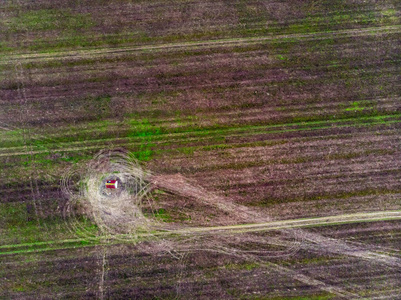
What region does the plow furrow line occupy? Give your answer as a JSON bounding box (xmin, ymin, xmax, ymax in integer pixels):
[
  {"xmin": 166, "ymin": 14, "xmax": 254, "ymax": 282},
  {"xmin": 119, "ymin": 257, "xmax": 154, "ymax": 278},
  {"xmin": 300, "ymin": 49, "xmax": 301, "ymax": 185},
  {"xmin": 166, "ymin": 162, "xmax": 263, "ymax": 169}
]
[
  {"xmin": 1, "ymin": 114, "xmax": 401, "ymax": 157},
  {"xmin": 1, "ymin": 210, "xmax": 400, "ymax": 255},
  {"xmin": 261, "ymin": 262, "xmax": 360, "ymax": 299},
  {"xmin": 2, "ymin": 25, "xmax": 400, "ymax": 65}
]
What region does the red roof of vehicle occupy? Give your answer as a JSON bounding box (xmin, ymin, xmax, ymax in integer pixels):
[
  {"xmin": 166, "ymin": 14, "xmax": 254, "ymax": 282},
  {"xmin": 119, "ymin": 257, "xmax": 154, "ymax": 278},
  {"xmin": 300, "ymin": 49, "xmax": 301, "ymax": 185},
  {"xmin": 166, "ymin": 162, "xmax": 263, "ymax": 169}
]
[{"xmin": 106, "ymin": 180, "xmax": 117, "ymax": 188}]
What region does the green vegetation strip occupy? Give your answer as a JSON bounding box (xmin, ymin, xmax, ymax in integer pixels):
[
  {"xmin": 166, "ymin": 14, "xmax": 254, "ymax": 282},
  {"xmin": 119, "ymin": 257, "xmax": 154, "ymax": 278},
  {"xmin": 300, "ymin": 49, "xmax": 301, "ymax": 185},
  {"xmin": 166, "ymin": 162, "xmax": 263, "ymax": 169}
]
[
  {"xmin": 1, "ymin": 210, "xmax": 400, "ymax": 256},
  {"xmin": 1, "ymin": 113, "xmax": 401, "ymax": 157}
]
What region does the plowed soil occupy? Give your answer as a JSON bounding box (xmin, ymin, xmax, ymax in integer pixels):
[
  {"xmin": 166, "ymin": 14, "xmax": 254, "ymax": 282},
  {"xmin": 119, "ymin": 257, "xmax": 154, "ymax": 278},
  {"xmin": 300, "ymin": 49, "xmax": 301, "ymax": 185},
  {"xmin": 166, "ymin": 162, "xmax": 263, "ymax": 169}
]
[{"xmin": 1, "ymin": 0, "xmax": 401, "ymax": 298}]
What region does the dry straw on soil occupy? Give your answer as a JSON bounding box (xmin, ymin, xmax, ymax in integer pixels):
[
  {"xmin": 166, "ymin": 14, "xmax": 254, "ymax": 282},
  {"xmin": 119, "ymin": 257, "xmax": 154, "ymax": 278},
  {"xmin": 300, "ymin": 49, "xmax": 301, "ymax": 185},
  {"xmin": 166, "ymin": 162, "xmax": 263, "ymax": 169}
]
[
  {"xmin": 60, "ymin": 148, "xmax": 307, "ymax": 259},
  {"xmin": 61, "ymin": 148, "xmax": 156, "ymax": 241}
]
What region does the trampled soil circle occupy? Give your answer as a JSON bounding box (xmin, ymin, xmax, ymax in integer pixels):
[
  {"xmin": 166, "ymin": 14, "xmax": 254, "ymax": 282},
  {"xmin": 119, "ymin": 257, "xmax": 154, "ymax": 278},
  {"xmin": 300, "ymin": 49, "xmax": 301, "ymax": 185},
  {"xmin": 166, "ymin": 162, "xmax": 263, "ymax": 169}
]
[{"xmin": 61, "ymin": 149, "xmax": 154, "ymax": 240}]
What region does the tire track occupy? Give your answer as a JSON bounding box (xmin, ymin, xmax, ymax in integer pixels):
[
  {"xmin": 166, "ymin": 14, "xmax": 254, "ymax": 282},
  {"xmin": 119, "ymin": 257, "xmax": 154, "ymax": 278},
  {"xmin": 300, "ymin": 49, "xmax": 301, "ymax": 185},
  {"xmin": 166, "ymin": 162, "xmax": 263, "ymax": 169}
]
[
  {"xmin": 2, "ymin": 25, "xmax": 400, "ymax": 65},
  {"xmin": 2, "ymin": 210, "xmax": 400, "ymax": 254},
  {"xmin": 259, "ymin": 261, "xmax": 359, "ymax": 299},
  {"xmin": 1, "ymin": 113, "xmax": 400, "ymax": 157}
]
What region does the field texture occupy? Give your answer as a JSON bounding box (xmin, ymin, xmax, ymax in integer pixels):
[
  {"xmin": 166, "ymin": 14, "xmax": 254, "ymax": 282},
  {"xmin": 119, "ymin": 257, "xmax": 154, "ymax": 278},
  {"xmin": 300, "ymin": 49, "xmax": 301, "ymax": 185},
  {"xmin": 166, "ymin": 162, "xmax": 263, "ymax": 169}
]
[{"xmin": 1, "ymin": 0, "xmax": 401, "ymax": 299}]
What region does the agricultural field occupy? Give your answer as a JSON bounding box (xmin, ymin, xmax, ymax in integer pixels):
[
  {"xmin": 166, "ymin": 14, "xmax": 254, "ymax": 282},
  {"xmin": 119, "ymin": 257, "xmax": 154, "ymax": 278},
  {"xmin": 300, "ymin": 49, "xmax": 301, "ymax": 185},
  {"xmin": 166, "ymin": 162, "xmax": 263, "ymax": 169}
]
[{"xmin": 1, "ymin": 0, "xmax": 401, "ymax": 298}]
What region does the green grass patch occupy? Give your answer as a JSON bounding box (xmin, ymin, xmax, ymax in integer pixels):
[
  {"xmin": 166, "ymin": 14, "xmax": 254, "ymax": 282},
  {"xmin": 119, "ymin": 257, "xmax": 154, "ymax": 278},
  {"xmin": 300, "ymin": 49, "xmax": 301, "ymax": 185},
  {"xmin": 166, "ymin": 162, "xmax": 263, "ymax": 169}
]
[
  {"xmin": 2, "ymin": 111, "xmax": 400, "ymax": 163},
  {"xmin": 12, "ymin": 285, "xmax": 25, "ymax": 292},
  {"xmin": 154, "ymin": 208, "xmax": 173, "ymax": 223},
  {"xmin": 6, "ymin": 9, "xmax": 94, "ymax": 32},
  {"xmin": 345, "ymin": 101, "xmax": 368, "ymax": 112},
  {"xmin": 128, "ymin": 119, "xmax": 163, "ymax": 161},
  {"xmin": 0, "ymin": 41, "xmax": 13, "ymax": 52},
  {"xmin": 264, "ymin": 294, "xmax": 335, "ymax": 300},
  {"xmin": 1, "ymin": 129, "xmax": 23, "ymax": 137},
  {"xmin": 0, "ymin": 200, "xmax": 99, "ymax": 246}
]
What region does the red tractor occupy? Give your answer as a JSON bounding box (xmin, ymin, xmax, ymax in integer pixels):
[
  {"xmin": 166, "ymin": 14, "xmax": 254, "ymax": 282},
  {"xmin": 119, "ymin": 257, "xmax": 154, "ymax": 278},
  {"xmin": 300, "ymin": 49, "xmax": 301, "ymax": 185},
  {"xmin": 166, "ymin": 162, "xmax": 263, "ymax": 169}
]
[{"xmin": 105, "ymin": 180, "xmax": 118, "ymax": 189}]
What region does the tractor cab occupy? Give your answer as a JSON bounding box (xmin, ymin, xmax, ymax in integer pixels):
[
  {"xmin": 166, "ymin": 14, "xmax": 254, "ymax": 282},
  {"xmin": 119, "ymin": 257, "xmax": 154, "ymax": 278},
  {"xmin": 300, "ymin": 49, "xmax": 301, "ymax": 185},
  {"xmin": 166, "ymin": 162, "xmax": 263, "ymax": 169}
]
[{"xmin": 106, "ymin": 180, "xmax": 118, "ymax": 189}]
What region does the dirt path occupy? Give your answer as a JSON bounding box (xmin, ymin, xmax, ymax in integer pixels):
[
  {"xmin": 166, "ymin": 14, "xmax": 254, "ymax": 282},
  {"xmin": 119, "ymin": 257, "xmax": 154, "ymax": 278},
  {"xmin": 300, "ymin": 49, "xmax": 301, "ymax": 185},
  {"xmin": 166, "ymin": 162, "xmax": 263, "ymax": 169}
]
[
  {"xmin": 2, "ymin": 210, "xmax": 400, "ymax": 254},
  {"xmin": 153, "ymin": 211, "xmax": 401, "ymax": 236},
  {"xmin": 3, "ymin": 205, "xmax": 398, "ymax": 297},
  {"xmin": 151, "ymin": 173, "xmax": 401, "ymax": 270}
]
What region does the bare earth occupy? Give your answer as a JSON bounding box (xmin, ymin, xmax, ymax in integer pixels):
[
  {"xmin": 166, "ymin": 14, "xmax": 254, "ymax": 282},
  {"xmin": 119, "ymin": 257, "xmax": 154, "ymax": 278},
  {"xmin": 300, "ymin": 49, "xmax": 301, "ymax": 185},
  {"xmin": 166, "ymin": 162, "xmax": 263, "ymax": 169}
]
[{"xmin": 1, "ymin": 0, "xmax": 401, "ymax": 299}]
